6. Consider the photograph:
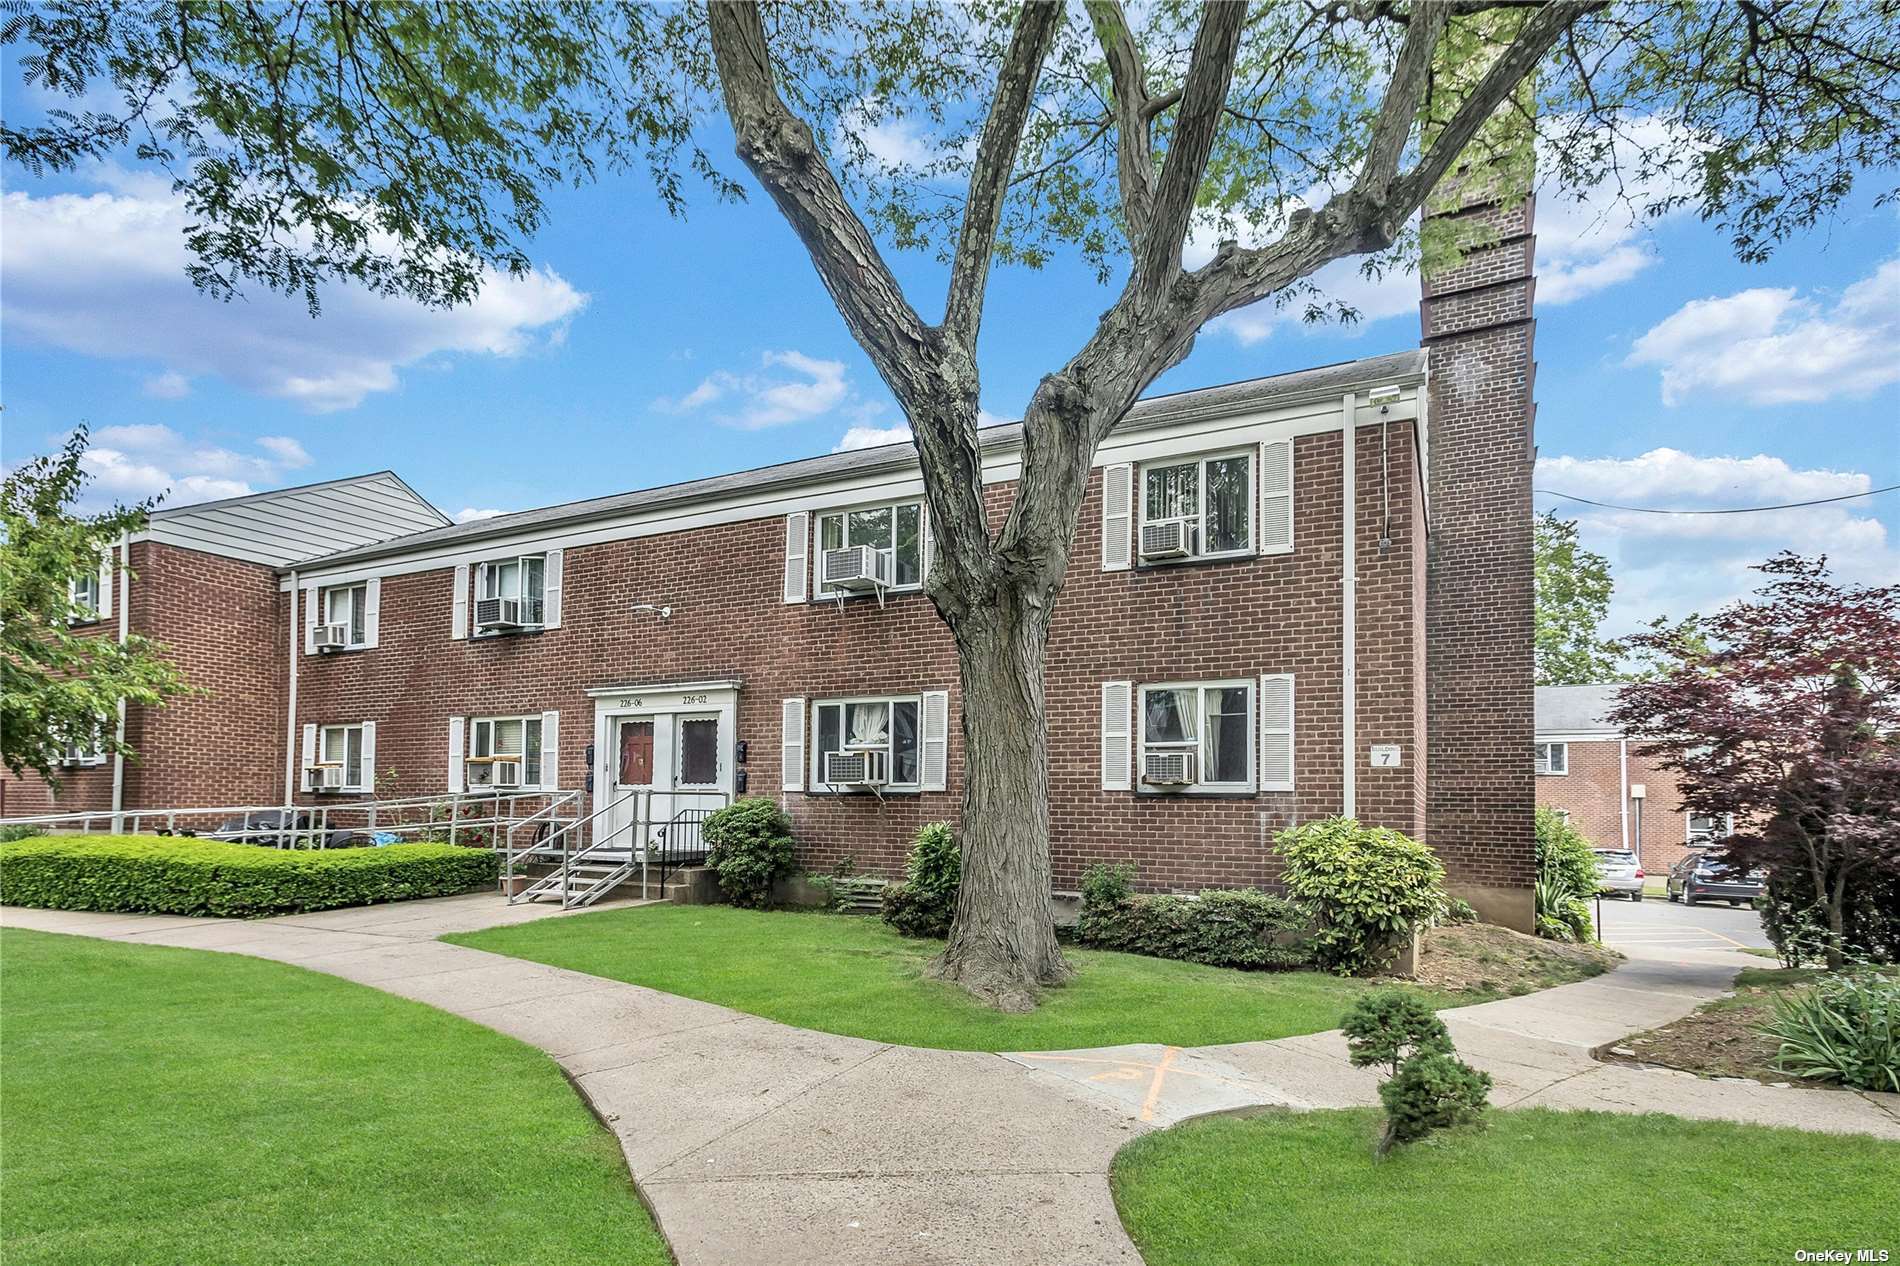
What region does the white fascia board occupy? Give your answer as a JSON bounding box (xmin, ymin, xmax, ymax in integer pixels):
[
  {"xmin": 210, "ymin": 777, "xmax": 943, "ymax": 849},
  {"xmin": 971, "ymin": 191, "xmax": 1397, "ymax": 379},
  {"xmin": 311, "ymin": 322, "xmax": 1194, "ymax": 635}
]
[
  {"xmin": 280, "ymin": 379, "xmax": 1424, "ymax": 591},
  {"xmin": 1535, "ymin": 731, "xmax": 1622, "ymax": 744}
]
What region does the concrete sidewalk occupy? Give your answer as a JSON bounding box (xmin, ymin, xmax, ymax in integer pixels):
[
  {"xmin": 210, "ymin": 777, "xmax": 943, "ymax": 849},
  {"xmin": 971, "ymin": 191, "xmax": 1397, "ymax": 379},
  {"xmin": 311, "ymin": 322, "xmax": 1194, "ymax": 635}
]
[{"xmin": 5, "ymin": 896, "xmax": 1897, "ymax": 1265}]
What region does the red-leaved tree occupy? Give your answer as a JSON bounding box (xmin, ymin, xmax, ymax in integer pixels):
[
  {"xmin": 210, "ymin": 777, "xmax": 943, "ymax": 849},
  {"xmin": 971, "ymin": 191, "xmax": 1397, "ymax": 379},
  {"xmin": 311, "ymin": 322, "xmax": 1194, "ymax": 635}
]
[{"xmin": 1611, "ymin": 555, "xmax": 1900, "ymax": 970}]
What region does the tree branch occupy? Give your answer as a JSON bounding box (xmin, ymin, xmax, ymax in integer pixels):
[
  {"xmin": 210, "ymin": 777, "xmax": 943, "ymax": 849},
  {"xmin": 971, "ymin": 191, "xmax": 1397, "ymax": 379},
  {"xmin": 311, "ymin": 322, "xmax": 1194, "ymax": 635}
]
[
  {"xmin": 1085, "ymin": 0, "xmax": 1155, "ymax": 244},
  {"xmin": 1353, "ymin": 2, "xmax": 1449, "ymax": 203},
  {"xmin": 945, "ymin": 1, "xmax": 1062, "ymax": 349}
]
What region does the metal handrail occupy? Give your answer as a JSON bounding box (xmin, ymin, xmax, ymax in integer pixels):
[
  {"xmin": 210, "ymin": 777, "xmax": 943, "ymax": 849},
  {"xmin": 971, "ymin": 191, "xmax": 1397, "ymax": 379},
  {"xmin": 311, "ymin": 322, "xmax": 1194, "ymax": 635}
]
[
  {"xmin": 500, "ymin": 790, "xmax": 583, "ymax": 894},
  {"xmin": 509, "ymin": 789, "xmax": 645, "ymax": 907}
]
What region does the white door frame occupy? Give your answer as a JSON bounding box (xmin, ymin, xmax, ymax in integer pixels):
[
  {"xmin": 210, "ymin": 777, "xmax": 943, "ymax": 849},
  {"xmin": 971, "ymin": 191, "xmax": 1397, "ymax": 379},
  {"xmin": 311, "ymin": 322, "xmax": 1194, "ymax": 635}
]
[{"xmin": 588, "ymin": 680, "xmax": 739, "ymax": 850}]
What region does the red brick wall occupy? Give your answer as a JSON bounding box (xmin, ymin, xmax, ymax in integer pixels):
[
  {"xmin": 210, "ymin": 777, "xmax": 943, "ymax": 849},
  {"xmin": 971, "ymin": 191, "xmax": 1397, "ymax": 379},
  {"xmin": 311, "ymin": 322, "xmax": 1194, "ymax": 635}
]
[
  {"xmin": 1422, "ymin": 196, "xmax": 1539, "ymax": 924},
  {"xmin": 1534, "ymin": 738, "xmax": 1700, "ymax": 875},
  {"xmin": 291, "ymin": 424, "xmax": 1432, "ymax": 892},
  {"xmin": 0, "ymin": 542, "xmax": 286, "ymax": 823}
]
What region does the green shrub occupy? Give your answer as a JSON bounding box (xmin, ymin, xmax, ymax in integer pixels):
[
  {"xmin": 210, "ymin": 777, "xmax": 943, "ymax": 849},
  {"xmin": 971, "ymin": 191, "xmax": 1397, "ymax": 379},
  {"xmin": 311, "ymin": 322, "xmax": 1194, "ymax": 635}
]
[
  {"xmin": 1376, "ymin": 1051, "xmax": 1492, "ymax": 1156},
  {"xmin": 1533, "ymin": 807, "xmax": 1596, "ymax": 942},
  {"xmin": 1764, "ymin": 970, "xmax": 1899, "ymax": 1092},
  {"xmin": 1075, "ymin": 865, "xmax": 1309, "ymax": 969},
  {"xmin": 0, "ymin": 824, "xmax": 38, "ymax": 845},
  {"xmin": 880, "ymin": 822, "xmax": 960, "ymax": 937},
  {"xmin": 0, "ymin": 834, "xmax": 497, "ymax": 917},
  {"xmin": 1442, "ymin": 897, "xmax": 1479, "ymax": 925},
  {"xmin": 1761, "ymin": 867, "xmax": 1900, "ymax": 967},
  {"xmin": 1342, "ymin": 988, "xmax": 1453, "ymax": 1076},
  {"xmin": 1276, "ymin": 817, "xmax": 1445, "ymax": 975},
  {"xmin": 702, "ymin": 798, "xmax": 795, "ymax": 909}
]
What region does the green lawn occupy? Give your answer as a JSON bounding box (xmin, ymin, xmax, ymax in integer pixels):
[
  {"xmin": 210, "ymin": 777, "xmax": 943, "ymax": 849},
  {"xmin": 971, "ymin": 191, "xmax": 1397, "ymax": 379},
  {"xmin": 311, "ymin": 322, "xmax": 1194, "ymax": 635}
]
[
  {"xmin": 445, "ymin": 904, "xmax": 1467, "ymax": 1051},
  {"xmin": 1112, "ymin": 1107, "xmax": 1900, "ymax": 1266},
  {"xmin": 0, "ymin": 929, "xmax": 669, "ymax": 1266}
]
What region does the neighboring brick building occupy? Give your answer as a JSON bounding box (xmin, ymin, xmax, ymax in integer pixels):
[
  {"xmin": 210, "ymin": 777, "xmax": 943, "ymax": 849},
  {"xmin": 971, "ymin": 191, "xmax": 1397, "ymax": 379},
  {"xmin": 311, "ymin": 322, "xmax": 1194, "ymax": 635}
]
[
  {"xmin": 4, "ymin": 200, "xmax": 1541, "ymax": 928},
  {"xmin": 1534, "ymin": 684, "xmax": 1722, "ymax": 876}
]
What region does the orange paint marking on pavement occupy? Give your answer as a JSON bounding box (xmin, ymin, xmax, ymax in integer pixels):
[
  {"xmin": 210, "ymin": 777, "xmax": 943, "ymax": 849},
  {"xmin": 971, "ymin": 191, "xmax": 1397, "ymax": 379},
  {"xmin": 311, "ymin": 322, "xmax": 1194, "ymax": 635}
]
[{"xmin": 1139, "ymin": 1047, "xmax": 1180, "ymax": 1122}]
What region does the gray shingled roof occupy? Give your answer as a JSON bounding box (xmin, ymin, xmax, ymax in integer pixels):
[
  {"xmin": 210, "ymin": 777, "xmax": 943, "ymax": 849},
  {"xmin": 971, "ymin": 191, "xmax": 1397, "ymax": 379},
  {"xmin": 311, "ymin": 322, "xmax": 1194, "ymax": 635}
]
[
  {"xmin": 1535, "ymin": 685, "xmax": 1625, "ymax": 736},
  {"xmin": 302, "ymin": 348, "xmax": 1423, "ymax": 572}
]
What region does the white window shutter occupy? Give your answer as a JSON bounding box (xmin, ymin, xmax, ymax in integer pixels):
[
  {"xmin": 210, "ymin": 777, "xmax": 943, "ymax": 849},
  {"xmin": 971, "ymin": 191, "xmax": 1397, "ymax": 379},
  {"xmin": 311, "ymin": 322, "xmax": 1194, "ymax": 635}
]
[
  {"xmin": 783, "ymin": 512, "xmax": 809, "ymax": 603},
  {"xmin": 543, "ymin": 549, "xmax": 564, "ymax": 628},
  {"xmin": 447, "ymin": 716, "xmax": 466, "ymax": 793},
  {"xmin": 1260, "ymin": 673, "xmax": 1295, "ymax": 791},
  {"xmin": 303, "ymin": 584, "xmax": 319, "ymax": 655},
  {"xmin": 363, "ymin": 577, "xmax": 381, "ymax": 649},
  {"xmin": 1101, "ymin": 681, "xmax": 1132, "ymax": 791},
  {"xmin": 1101, "ymin": 464, "xmax": 1133, "ymax": 571},
  {"xmin": 920, "ymin": 690, "xmax": 949, "ymax": 792},
  {"xmin": 781, "ymin": 697, "xmax": 806, "ymax": 791},
  {"xmin": 359, "ymin": 722, "xmax": 376, "ymax": 792},
  {"xmin": 540, "ymin": 710, "xmax": 560, "ymax": 790},
  {"xmin": 98, "ymin": 551, "xmax": 114, "ymax": 620},
  {"xmin": 451, "ymin": 564, "xmax": 470, "ymax": 639},
  {"xmin": 920, "ymin": 504, "xmax": 933, "ymax": 582},
  {"xmin": 300, "ymin": 723, "xmax": 317, "ymax": 791},
  {"xmin": 1259, "ymin": 439, "xmax": 1293, "ymax": 554}
]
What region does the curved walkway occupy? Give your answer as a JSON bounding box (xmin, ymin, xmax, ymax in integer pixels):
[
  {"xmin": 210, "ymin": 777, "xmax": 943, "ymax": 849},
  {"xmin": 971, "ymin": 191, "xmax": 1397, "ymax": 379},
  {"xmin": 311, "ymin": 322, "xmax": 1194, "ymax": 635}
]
[{"xmin": 6, "ymin": 895, "xmax": 1897, "ymax": 1265}]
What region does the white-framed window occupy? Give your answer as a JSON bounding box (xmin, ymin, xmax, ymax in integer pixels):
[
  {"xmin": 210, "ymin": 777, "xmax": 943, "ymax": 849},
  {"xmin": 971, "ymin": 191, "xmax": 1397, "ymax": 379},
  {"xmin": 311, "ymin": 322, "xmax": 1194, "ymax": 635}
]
[
  {"xmin": 69, "ymin": 572, "xmax": 102, "ymax": 623},
  {"xmin": 815, "ymin": 501, "xmax": 924, "ymax": 597},
  {"xmin": 322, "ymin": 583, "xmax": 369, "ymax": 647},
  {"xmin": 467, "ymin": 715, "xmax": 544, "ymax": 788},
  {"xmin": 1138, "ymin": 680, "xmax": 1255, "ymax": 792},
  {"xmin": 319, "ymin": 724, "xmax": 368, "ymax": 790},
  {"xmin": 1686, "ymin": 811, "xmax": 1734, "ymax": 846},
  {"xmin": 475, "ymin": 555, "xmax": 546, "ymax": 629},
  {"xmin": 811, "ymin": 695, "xmax": 922, "ymax": 790},
  {"xmin": 1534, "ymin": 742, "xmax": 1568, "ymax": 775},
  {"xmin": 60, "ymin": 732, "xmax": 108, "ymax": 767},
  {"xmin": 1138, "ymin": 449, "xmax": 1254, "ymax": 562}
]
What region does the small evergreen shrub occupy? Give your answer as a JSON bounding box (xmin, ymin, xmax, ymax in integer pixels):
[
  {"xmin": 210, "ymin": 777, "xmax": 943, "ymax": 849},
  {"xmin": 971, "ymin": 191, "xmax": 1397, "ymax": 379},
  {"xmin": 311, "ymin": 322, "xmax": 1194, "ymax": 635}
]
[
  {"xmin": 702, "ymin": 798, "xmax": 795, "ymax": 909},
  {"xmin": 1533, "ymin": 807, "xmax": 1596, "ymax": 942},
  {"xmin": 1376, "ymin": 1051, "xmax": 1492, "ymax": 1156},
  {"xmin": 1764, "ymin": 969, "xmax": 1899, "ymax": 1092},
  {"xmin": 1342, "ymin": 988, "xmax": 1453, "ymax": 1076},
  {"xmin": 1075, "ymin": 863, "xmax": 1309, "ymax": 969},
  {"xmin": 1276, "ymin": 817, "xmax": 1445, "ymax": 975},
  {"xmin": 880, "ymin": 822, "xmax": 960, "ymax": 938},
  {"xmin": 0, "ymin": 834, "xmax": 496, "ymax": 917}
]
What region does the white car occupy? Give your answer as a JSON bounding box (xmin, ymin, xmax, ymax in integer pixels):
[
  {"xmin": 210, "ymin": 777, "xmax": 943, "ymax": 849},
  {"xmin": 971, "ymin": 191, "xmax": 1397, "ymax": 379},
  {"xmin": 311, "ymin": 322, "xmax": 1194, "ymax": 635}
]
[{"xmin": 1592, "ymin": 848, "xmax": 1646, "ymax": 900}]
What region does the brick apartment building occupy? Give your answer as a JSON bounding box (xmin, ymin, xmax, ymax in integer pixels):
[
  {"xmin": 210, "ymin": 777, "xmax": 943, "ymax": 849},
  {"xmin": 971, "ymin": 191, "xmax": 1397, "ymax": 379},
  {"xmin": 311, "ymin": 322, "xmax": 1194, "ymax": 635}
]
[
  {"xmin": 1535, "ymin": 684, "xmax": 1725, "ymax": 876},
  {"xmin": 5, "ymin": 197, "xmax": 1540, "ymax": 928}
]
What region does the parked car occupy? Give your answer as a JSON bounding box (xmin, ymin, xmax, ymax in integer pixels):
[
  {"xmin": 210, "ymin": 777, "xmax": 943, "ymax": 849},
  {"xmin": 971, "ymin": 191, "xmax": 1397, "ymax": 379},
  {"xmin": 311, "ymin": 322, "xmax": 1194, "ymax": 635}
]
[
  {"xmin": 1592, "ymin": 848, "xmax": 1645, "ymax": 900},
  {"xmin": 196, "ymin": 810, "xmax": 362, "ymax": 849},
  {"xmin": 1666, "ymin": 849, "xmax": 1766, "ymax": 907}
]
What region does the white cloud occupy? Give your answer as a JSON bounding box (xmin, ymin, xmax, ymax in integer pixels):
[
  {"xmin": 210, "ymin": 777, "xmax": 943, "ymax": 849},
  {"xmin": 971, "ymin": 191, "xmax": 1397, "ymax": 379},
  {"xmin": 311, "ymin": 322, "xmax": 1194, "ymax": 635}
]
[
  {"xmin": 1, "ymin": 177, "xmax": 587, "ymax": 412},
  {"xmin": 656, "ymin": 350, "xmax": 855, "ymax": 430},
  {"xmin": 834, "ymin": 425, "xmax": 914, "ymax": 452},
  {"xmin": 1626, "ymin": 258, "xmax": 1900, "ymax": 406},
  {"xmin": 70, "ymin": 424, "xmax": 316, "ymax": 509},
  {"xmin": 454, "ymin": 507, "xmax": 508, "ymax": 523},
  {"xmin": 1534, "ymin": 448, "xmax": 1898, "ymax": 634}
]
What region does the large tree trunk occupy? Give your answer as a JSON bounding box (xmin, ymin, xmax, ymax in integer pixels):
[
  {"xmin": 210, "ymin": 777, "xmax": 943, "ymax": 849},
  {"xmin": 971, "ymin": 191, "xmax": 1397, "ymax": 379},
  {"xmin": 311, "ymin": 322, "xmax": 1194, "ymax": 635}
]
[{"xmin": 928, "ymin": 585, "xmax": 1073, "ymax": 1010}]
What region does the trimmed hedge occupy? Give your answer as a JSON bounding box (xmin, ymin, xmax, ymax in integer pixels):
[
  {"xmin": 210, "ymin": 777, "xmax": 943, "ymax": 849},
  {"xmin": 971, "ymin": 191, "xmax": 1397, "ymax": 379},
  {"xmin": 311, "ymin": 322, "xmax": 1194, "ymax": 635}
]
[
  {"xmin": 0, "ymin": 835, "xmax": 498, "ymax": 918},
  {"xmin": 1075, "ymin": 863, "xmax": 1311, "ymax": 970}
]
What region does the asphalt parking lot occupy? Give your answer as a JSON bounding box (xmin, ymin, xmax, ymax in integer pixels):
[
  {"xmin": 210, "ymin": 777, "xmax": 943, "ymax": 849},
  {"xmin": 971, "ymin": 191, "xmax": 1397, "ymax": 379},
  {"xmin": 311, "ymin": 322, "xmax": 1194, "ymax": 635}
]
[{"xmin": 1595, "ymin": 890, "xmax": 1772, "ymax": 953}]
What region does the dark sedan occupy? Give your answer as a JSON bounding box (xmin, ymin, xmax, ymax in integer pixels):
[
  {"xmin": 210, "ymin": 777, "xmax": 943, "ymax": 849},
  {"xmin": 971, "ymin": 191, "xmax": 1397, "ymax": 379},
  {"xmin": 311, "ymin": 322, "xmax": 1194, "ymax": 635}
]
[{"xmin": 1666, "ymin": 849, "xmax": 1765, "ymax": 907}]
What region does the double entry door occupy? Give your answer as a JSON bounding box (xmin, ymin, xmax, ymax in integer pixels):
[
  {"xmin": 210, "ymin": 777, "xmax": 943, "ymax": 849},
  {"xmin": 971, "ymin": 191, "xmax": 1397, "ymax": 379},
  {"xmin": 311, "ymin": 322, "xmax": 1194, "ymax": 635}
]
[{"xmin": 593, "ymin": 685, "xmax": 734, "ymax": 854}]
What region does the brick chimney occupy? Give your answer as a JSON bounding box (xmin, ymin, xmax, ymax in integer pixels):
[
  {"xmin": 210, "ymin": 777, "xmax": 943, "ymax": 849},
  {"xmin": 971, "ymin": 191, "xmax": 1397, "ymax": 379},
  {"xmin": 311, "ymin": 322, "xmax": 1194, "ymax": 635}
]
[{"xmin": 1420, "ymin": 184, "xmax": 1538, "ymax": 931}]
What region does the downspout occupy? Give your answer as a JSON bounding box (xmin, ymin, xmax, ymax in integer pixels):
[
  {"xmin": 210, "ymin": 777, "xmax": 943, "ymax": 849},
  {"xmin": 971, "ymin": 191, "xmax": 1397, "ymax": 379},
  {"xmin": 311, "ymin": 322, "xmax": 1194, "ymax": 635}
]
[
  {"xmin": 284, "ymin": 571, "xmax": 300, "ymax": 808},
  {"xmin": 1618, "ymin": 737, "xmax": 1630, "ymax": 851},
  {"xmin": 1341, "ymin": 392, "xmax": 1357, "ymax": 818},
  {"xmin": 109, "ymin": 535, "xmax": 130, "ymax": 832}
]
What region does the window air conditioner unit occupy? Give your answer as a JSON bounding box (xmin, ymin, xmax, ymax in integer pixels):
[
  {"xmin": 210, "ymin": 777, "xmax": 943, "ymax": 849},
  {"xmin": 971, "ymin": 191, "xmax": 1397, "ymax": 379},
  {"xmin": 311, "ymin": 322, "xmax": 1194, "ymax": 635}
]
[
  {"xmin": 313, "ymin": 623, "xmax": 352, "ymax": 650},
  {"xmin": 306, "ymin": 764, "xmax": 347, "ymax": 793},
  {"xmin": 491, "ymin": 759, "xmax": 523, "ymax": 789},
  {"xmin": 824, "ymin": 749, "xmax": 889, "ymax": 787},
  {"xmin": 1139, "ymin": 518, "xmax": 1193, "ymax": 560},
  {"xmin": 474, "ymin": 596, "xmax": 523, "ymax": 631},
  {"xmin": 1142, "ymin": 750, "xmax": 1196, "ymax": 786},
  {"xmin": 820, "ymin": 545, "xmax": 893, "ymax": 593}
]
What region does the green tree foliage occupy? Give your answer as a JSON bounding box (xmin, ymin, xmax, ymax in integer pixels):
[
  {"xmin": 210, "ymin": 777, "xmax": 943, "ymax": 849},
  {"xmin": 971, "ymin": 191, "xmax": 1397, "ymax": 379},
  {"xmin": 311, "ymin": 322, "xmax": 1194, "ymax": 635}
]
[
  {"xmin": 1533, "ymin": 806, "xmax": 1598, "ymax": 942},
  {"xmin": 1, "ymin": 430, "xmax": 193, "ymax": 785},
  {"xmin": 1533, "ymin": 512, "xmax": 1621, "ymax": 685},
  {"xmin": 1376, "ymin": 1050, "xmax": 1492, "ymax": 1157},
  {"xmin": 1342, "ymin": 987, "xmax": 1453, "ymax": 1077}
]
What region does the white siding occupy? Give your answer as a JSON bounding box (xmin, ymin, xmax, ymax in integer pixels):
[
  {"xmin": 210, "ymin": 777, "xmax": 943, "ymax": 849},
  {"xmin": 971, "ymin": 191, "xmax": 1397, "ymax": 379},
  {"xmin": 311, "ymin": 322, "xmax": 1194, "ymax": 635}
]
[{"xmin": 141, "ymin": 472, "xmax": 448, "ymax": 567}]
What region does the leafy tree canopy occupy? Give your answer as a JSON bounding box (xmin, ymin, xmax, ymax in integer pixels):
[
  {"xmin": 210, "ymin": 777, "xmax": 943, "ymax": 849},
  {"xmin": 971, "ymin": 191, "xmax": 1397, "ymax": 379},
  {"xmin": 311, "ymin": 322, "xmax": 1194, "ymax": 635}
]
[{"xmin": 1533, "ymin": 511, "xmax": 1620, "ymax": 685}]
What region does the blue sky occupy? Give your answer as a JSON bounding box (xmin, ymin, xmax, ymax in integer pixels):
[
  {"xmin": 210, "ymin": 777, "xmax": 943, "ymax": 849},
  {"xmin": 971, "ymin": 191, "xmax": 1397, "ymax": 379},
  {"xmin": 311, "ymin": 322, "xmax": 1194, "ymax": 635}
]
[{"xmin": 3, "ymin": 72, "xmax": 1896, "ymax": 638}]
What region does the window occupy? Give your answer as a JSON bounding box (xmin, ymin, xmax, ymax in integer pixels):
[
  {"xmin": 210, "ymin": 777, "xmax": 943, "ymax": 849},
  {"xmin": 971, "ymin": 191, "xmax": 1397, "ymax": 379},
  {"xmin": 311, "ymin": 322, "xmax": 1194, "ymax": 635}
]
[
  {"xmin": 69, "ymin": 572, "xmax": 102, "ymax": 623},
  {"xmin": 322, "ymin": 583, "xmax": 368, "ymax": 647},
  {"xmin": 1139, "ymin": 681, "xmax": 1255, "ymax": 791},
  {"xmin": 60, "ymin": 732, "xmax": 107, "ymax": 766},
  {"xmin": 812, "ymin": 696, "xmax": 921, "ymax": 789},
  {"xmin": 678, "ymin": 718, "xmax": 720, "ymax": 787},
  {"xmin": 319, "ymin": 724, "xmax": 367, "ymax": 790},
  {"xmin": 468, "ymin": 716, "xmax": 543, "ymax": 788},
  {"xmin": 476, "ymin": 555, "xmax": 546, "ymax": 628},
  {"xmin": 1139, "ymin": 450, "xmax": 1253, "ymax": 560},
  {"xmin": 815, "ymin": 501, "xmax": 923, "ymax": 596},
  {"xmin": 1686, "ymin": 812, "xmax": 1733, "ymax": 846},
  {"xmin": 1534, "ymin": 742, "xmax": 1568, "ymax": 775}
]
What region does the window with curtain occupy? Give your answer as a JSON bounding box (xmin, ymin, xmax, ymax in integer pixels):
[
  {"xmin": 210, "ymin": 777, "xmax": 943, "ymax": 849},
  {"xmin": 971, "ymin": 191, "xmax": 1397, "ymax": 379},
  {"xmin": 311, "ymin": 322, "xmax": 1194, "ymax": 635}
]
[
  {"xmin": 812, "ymin": 696, "xmax": 922, "ymax": 789},
  {"xmin": 471, "ymin": 715, "xmax": 543, "ymax": 785},
  {"xmin": 1139, "ymin": 682, "xmax": 1255, "ymax": 790},
  {"xmin": 1140, "ymin": 451, "xmax": 1254, "ymax": 559}
]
